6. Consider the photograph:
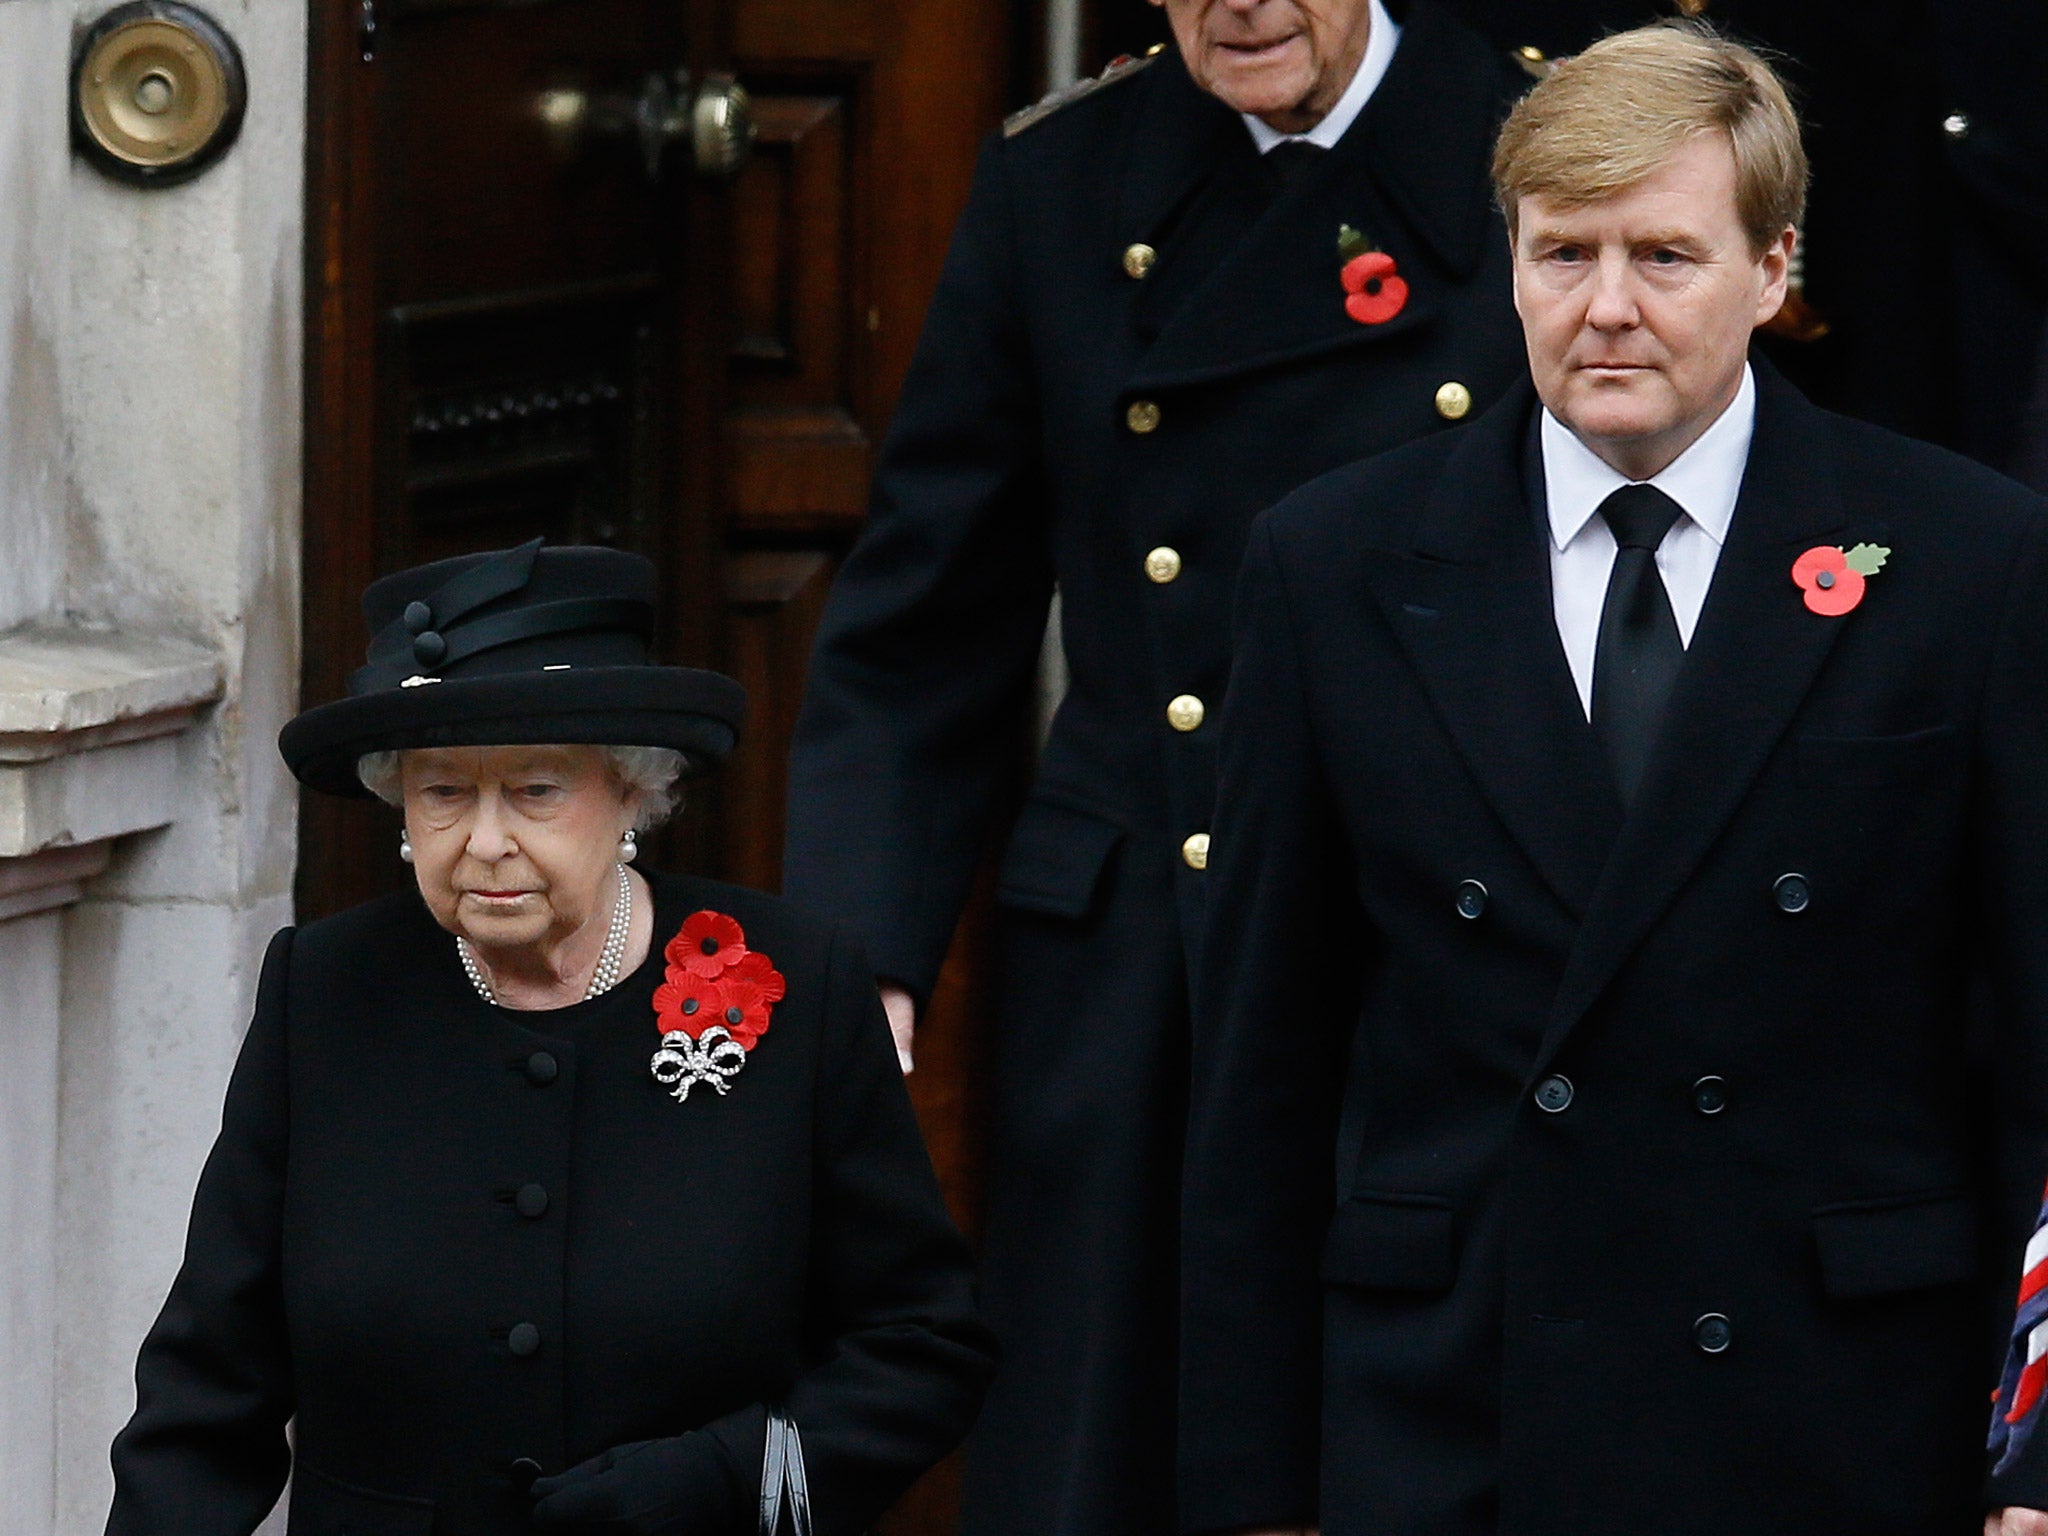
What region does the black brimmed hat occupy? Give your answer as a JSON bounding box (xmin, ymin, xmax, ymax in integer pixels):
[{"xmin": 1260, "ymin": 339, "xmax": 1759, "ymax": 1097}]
[{"xmin": 279, "ymin": 540, "xmax": 746, "ymax": 798}]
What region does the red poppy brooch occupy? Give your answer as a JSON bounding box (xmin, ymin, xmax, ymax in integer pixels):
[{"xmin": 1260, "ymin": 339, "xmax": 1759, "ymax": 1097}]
[
  {"xmin": 649, "ymin": 911, "xmax": 786, "ymax": 1102},
  {"xmin": 1792, "ymin": 542, "xmax": 1890, "ymax": 616},
  {"xmin": 1338, "ymin": 224, "xmax": 1408, "ymax": 326}
]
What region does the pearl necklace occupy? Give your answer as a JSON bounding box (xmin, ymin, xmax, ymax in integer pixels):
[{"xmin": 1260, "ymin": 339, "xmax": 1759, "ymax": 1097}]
[{"xmin": 458, "ymin": 863, "xmax": 633, "ymax": 1007}]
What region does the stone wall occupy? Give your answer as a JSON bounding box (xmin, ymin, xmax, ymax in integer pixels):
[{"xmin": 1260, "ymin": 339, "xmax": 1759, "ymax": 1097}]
[{"xmin": 0, "ymin": 2, "xmax": 304, "ymax": 1532}]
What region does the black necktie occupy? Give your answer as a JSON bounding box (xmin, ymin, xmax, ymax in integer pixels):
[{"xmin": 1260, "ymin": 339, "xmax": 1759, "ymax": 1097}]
[
  {"xmin": 1263, "ymin": 140, "xmax": 1326, "ymax": 190},
  {"xmin": 1591, "ymin": 483, "xmax": 1687, "ymax": 808}
]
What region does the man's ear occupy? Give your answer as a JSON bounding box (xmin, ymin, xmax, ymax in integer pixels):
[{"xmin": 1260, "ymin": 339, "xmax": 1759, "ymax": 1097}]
[{"xmin": 1752, "ymin": 224, "xmax": 1795, "ymax": 327}]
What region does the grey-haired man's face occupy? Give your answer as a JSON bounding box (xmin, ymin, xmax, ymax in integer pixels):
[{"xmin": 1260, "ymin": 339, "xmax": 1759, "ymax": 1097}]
[{"xmin": 1151, "ymin": 0, "xmax": 1376, "ymax": 134}]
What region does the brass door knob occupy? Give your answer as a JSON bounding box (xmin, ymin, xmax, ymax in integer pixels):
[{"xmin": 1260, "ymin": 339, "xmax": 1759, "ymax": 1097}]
[
  {"xmin": 72, "ymin": 2, "xmax": 245, "ymax": 186},
  {"xmin": 689, "ymin": 73, "xmax": 754, "ymax": 178},
  {"xmin": 561, "ymin": 70, "xmax": 756, "ymax": 180}
]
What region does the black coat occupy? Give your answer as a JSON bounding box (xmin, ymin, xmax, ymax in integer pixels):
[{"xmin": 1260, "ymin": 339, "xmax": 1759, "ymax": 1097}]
[
  {"xmin": 782, "ymin": 12, "xmax": 1531, "ymax": 1535},
  {"xmin": 1441, "ymin": 0, "xmax": 2048, "ymax": 476},
  {"xmin": 1180, "ymin": 360, "xmax": 2048, "ymax": 1535},
  {"xmin": 105, "ymin": 873, "xmax": 994, "ymax": 1536}
]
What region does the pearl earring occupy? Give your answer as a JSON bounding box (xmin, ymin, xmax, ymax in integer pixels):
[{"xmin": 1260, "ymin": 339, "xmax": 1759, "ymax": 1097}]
[
  {"xmin": 619, "ymin": 829, "xmax": 638, "ymax": 863},
  {"xmin": 399, "ymin": 832, "xmax": 414, "ymax": 865}
]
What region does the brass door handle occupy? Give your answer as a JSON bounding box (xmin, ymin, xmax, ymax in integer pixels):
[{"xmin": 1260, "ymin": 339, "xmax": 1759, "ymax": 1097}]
[
  {"xmin": 686, "ymin": 73, "xmax": 754, "ymax": 179},
  {"xmin": 537, "ymin": 70, "xmax": 755, "ymax": 181}
]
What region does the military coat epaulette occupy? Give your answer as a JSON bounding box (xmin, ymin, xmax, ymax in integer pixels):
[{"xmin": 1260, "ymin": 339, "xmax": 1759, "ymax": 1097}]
[{"xmin": 1004, "ymin": 45, "xmax": 1163, "ymax": 138}]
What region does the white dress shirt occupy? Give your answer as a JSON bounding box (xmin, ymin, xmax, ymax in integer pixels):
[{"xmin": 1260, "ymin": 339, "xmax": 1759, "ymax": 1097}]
[
  {"xmin": 1241, "ymin": 0, "xmax": 1400, "ymax": 153},
  {"xmin": 1543, "ymin": 363, "xmax": 1757, "ymax": 719}
]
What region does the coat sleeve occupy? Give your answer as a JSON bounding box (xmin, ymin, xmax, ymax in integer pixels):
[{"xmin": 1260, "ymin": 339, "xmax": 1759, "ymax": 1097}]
[
  {"xmin": 105, "ymin": 927, "xmax": 297, "ymax": 1536},
  {"xmin": 1178, "ymin": 514, "xmax": 1362, "ymax": 1535},
  {"xmin": 782, "ymin": 130, "xmax": 1055, "ymax": 1000},
  {"xmin": 1977, "ymin": 511, "xmax": 2048, "ymax": 1511},
  {"xmin": 700, "ymin": 922, "xmax": 997, "ymax": 1534}
]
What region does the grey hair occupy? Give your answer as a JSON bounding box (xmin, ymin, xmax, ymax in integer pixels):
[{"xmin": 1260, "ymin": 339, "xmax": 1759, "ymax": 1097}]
[{"xmin": 355, "ymin": 745, "xmax": 687, "ymax": 831}]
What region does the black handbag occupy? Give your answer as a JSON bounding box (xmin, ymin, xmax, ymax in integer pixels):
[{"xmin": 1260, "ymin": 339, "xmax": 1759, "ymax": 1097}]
[{"xmin": 758, "ymin": 1409, "xmax": 812, "ymax": 1536}]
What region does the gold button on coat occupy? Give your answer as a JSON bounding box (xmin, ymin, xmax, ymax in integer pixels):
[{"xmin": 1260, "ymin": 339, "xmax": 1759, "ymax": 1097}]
[
  {"xmin": 1144, "ymin": 546, "xmax": 1183, "ymax": 584},
  {"xmin": 1435, "ymin": 380, "xmax": 1473, "ymax": 420},
  {"xmin": 1166, "ymin": 694, "xmax": 1206, "ymax": 732},
  {"xmin": 1123, "ymin": 242, "xmax": 1158, "ymax": 279},
  {"xmin": 1181, "ymin": 832, "xmax": 1211, "ymax": 870},
  {"xmin": 1125, "ymin": 399, "xmax": 1161, "ymax": 434}
]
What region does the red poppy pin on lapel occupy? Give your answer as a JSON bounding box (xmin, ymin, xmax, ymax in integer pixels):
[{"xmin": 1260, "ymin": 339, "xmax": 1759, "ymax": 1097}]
[
  {"xmin": 650, "ymin": 911, "xmax": 786, "ymax": 1102},
  {"xmin": 1792, "ymin": 543, "xmax": 1890, "ymax": 616},
  {"xmin": 1338, "ymin": 224, "xmax": 1408, "ymax": 326}
]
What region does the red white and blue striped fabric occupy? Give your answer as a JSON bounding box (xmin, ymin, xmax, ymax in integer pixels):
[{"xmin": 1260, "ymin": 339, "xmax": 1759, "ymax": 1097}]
[{"xmin": 1991, "ymin": 1179, "xmax": 2048, "ymax": 1474}]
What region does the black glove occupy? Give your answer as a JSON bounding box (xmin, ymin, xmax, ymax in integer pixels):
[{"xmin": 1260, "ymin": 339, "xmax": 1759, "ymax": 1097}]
[{"xmin": 529, "ymin": 1431, "xmax": 746, "ymax": 1535}]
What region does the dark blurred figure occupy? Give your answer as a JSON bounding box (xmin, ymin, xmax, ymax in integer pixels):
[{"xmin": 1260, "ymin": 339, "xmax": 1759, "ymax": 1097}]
[{"xmin": 1437, "ymin": 0, "xmax": 2048, "ymax": 476}]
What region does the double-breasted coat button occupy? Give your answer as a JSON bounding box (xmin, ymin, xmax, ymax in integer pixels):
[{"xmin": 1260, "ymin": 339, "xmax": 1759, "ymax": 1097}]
[
  {"xmin": 1693, "ymin": 1313, "xmax": 1733, "ymax": 1354},
  {"xmin": 515, "ymin": 1182, "xmax": 549, "ymax": 1218},
  {"xmin": 1691, "ymin": 1076, "xmax": 1729, "ymax": 1116},
  {"xmin": 1123, "ymin": 242, "xmax": 1158, "ymax": 279},
  {"xmin": 1534, "ymin": 1074, "xmax": 1574, "ymax": 1113},
  {"xmin": 1181, "ymin": 832, "xmax": 1210, "ymax": 871},
  {"xmin": 1454, "ymin": 879, "xmax": 1488, "ymax": 919},
  {"xmin": 1125, "ymin": 399, "xmax": 1162, "ymax": 434},
  {"xmin": 1144, "ymin": 546, "xmax": 1182, "ymax": 584},
  {"xmin": 509, "ymin": 1457, "xmax": 544, "ymax": 1491},
  {"xmin": 1166, "ymin": 694, "xmax": 1206, "ymax": 732},
  {"xmin": 507, "ymin": 1322, "xmax": 542, "ymax": 1357},
  {"xmin": 524, "ymin": 1051, "xmax": 559, "ymax": 1086},
  {"xmin": 1434, "ymin": 381, "xmax": 1473, "ymax": 421},
  {"xmin": 1773, "ymin": 872, "xmax": 1811, "ymax": 913}
]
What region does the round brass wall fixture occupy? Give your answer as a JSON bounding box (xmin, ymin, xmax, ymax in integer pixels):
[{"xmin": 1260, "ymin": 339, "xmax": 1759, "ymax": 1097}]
[{"xmin": 72, "ymin": 2, "xmax": 246, "ymax": 186}]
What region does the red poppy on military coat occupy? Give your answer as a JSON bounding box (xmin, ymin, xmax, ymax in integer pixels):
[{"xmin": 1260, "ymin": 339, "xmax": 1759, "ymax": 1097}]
[{"xmin": 1341, "ymin": 250, "xmax": 1409, "ymax": 324}]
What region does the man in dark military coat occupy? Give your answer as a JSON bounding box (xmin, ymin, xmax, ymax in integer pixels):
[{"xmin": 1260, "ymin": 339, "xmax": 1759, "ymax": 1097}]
[
  {"xmin": 781, "ymin": 2, "xmax": 1529, "ymax": 1532},
  {"xmin": 1180, "ymin": 24, "xmax": 2048, "ymax": 1536}
]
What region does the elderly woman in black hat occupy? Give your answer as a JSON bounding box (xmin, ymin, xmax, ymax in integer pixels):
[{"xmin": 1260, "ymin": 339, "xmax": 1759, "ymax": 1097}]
[{"xmin": 105, "ymin": 541, "xmax": 994, "ymax": 1536}]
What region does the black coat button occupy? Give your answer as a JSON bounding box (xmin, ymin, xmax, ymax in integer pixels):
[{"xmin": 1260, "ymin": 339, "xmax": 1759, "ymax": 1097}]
[
  {"xmin": 507, "ymin": 1322, "xmax": 541, "ymax": 1357},
  {"xmin": 525, "ymin": 1051, "xmax": 558, "ymax": 1086},
  {"xmin": 411, "ymin": 630, "xmax": 447, "ymax": 666},
  {"xmin": 515, "ymin": 1183, "xmax": 549, "ymax": 1219},
  {"xmin": 1534, "ymin": 1074, "xmax": 1575, "ymax": 1113},
  {"xmin": 1773, "ymin": 872, "xmax": 1810, "ymax": 913},
  {"xmin": 1455, "ymin": 879, "xmax": 1488, "ymax": 920},
  {"xmin": 509, "ymin": 1457, "xmax": 543, "ymax": 1491},
  {"xmin": 1691, "ymin": 1076, "xmax": 1729, "ymax": 1116},
  {"xmin": 1693, "ymin": 1313, "xmax": 1733, "ymax": 1354},
  {"xmin": 403, "ymin": 600, "xmax": 434, "ymax": 635}
]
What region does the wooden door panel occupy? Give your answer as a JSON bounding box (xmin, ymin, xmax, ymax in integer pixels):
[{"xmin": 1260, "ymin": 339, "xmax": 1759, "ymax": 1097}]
[
  {"xmin": 720, "ymin": 548, "xmax": 837, "ymax": 890},
  {"xmin": 378, "ymin": 3, "xmax": 676, "ymax": 299},
  {"xmin": 727, "ymin": 84, "xmax": 874, "ymax": 530},
  {"xmin": 393, "ymin": 280, "xmax": 662, "ymax": 564}
]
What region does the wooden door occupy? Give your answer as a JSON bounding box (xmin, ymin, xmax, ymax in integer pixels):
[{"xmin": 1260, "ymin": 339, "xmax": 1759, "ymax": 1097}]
[{"xmin": 300, "ymin": 0, "xmax": 1013, "ymax": 1529}]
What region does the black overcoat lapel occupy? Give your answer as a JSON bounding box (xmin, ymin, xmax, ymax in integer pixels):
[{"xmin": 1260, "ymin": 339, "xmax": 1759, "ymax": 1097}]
[
  {"xmin": 1532, "ymin": 363, "xmax": 1856, "ymax": 1070},
  {"xmin": 1364, "ymin": 383, "xmax": 1622, "ymax": 919},
  {"xmin": 1125, "ymin": 4, "xmax": 1501, "ymax": 391}
]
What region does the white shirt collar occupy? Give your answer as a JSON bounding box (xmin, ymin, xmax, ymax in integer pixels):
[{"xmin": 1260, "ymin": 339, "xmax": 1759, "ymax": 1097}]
[
  {"xmin": 1541, "ymin": 363, "xmax": 1757, "ymax": 553},
  {"xmin": 1242, "ymin": 0, "xmax": 1400, "ymax": 154}
]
